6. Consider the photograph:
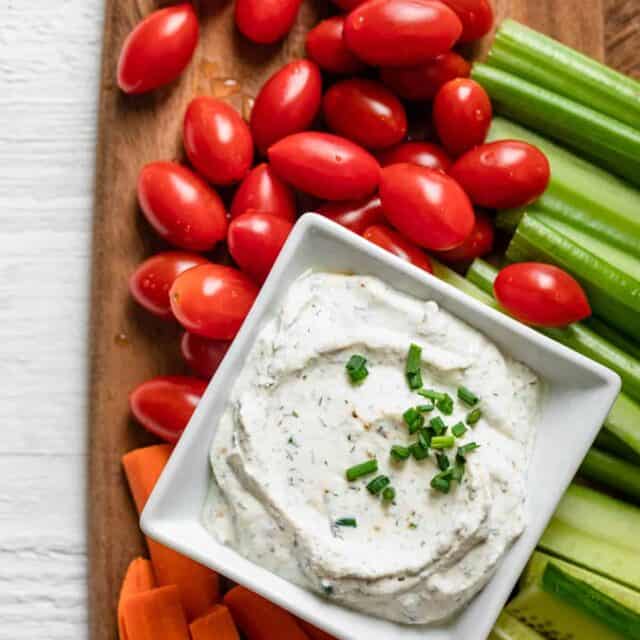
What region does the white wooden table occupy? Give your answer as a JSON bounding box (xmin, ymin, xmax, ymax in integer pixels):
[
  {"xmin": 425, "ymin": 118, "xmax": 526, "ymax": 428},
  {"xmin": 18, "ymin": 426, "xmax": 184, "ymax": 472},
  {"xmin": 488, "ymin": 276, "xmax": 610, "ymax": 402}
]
[{"xmin": 0, "ymin": 1, "xmax": 103, "ymax": 637}]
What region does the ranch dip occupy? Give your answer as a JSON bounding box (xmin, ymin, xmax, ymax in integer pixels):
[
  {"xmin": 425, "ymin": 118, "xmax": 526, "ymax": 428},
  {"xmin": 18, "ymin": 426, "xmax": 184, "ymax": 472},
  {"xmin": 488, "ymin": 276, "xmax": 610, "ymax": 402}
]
[{"xmin": 203, "ymin": 272, "xmax": 541, "ymax": 624}]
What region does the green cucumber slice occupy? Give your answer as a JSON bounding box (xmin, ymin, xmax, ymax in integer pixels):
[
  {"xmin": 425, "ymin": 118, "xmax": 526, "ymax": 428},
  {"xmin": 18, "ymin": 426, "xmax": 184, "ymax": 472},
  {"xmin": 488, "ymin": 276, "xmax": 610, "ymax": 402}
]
[
  {"xmin": 539, "ymin": 485, "xmax": 640, "ymax": 591},
  {"xmin": 489, "ymin": 612, "xmax": 544, "ymax": 640},
  {"xmin": 543, "ymin": 562, "xmax": 640, "ymax": 639},
  {"xmin": 522, "ymin": 552, "xmax": 640, "ymax": 610},
  {"xmin": 508, "ymin": 582, "xmax": 626, "ymax": 640}
]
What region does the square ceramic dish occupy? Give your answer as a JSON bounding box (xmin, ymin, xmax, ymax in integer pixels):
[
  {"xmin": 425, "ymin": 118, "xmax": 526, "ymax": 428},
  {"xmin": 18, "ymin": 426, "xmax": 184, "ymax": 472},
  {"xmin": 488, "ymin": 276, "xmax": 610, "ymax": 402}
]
[{"xmin": 141, "ymin": 213, "xmax": 620, "ymax": 640}]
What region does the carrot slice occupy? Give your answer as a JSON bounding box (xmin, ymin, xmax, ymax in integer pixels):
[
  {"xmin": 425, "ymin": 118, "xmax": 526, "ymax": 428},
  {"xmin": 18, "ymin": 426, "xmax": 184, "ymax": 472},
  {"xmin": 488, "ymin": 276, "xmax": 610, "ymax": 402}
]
[
  {"xmin": 122, "ymin": 444, "xmax": 173, "ymax": 513},
  {"xmin": 190, "ymin": 604, "xmax": 240, "ymax": 640},
  {"xmin": 122, "ymin": 445, "xmax": 220, "ymax": 620},
  {"xmin": 298, "ymin": 619, "xmax": 337, "ymax": 640},
  {"xmin": 223, "ymin": 586, "xmax": 310, "ymax": 640},
  {"xmin": 121, "ymin": 585, "xmax": 190, "ymax": 640},
  {"xmin": 118, "ymin": 558, "xmax": 156, "ymax": 640}
]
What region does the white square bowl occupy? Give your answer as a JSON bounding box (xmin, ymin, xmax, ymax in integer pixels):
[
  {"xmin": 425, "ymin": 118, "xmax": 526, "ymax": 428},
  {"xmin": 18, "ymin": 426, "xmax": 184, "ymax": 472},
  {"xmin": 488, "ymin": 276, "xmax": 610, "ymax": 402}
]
[{"xmin": 141, "ymin": 213, "xmax": 620, "ymax": 640}]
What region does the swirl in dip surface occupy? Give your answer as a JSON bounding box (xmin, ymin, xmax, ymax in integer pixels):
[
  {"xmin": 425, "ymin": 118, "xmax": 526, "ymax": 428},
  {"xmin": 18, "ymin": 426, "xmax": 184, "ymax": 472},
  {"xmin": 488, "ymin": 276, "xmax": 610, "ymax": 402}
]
[{"xmin": 203, "ymin": 272, "xmax": 541, "ymax": 624}]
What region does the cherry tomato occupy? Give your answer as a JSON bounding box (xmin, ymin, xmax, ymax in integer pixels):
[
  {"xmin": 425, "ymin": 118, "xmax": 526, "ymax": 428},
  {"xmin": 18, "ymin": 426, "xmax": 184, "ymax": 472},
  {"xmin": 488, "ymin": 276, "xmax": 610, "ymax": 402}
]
[
  {"xmin": 344, "ymin": 0, "xmax": 462, "ymax": 68},
  {"xmin": 306, "ymin": 17, "xmax": 366, "ymax": 75},
  {"xmin": 230, "ymin": 163, "xmax": 297, "ymax": 222},
  {"xmin": 494, "ymin": 262, "xmax": 591, "ymax": 327},
  {"xmin": 235, "ymin": 0, "xmax": 302, "ymax": 44},
  {"xmin": 130, "ymin": 376, "xmax": 207, "ymax": 443},
  {"xmin": 183, "ymin": 97, "xmax": 254, "ymax": 185},
  {"xmin": 228, "ymin": 211, "xmax": 293, "ymax": 283},
  {"xmin": 378, "ymin": 141, "xmax": 451, "ymax": 172},
  {"xmin": 379, "ymin": 163, "xmax": 474, "ymax": 250},
  {"xmin": 181, "ymin": 332, "xmax": 230, "ymax": 379},
  {"xmin": 380, "ymin": 51, "xmax": 471, "ymax": 101},
  {"xmin": 322, "ymin": 79, "xmax": 408, "ymax": 150},
  {"xmin": 250, "ymin": 60, "xmax": 322, "ymax": 154},
  {"xmin": 316, "ymin": 195, "xmax": 386, "ymax": 235},
  {"xmin": 268, "ymin": 132, "xmax": 380, "ymax": 200},
  {"xmin": 170, "ymin": 264, "xmax": 259, "ymax": 339},
  {"xmin": 364, "ymin": 224, "xmax": 433, "ymax": 272},
  {"xmin": 439, "ymin": 0, "xmax": 494, "ymax": 43},
  {"xmin": 450, "ymin": 140, "xmax": 550, "ymax": 209},
  {"xmin": 434, "ymin": 211, "xmax": 494, "ymax": 263},
  {"xmin": 137, "ymin": 162, "xmax": 227, "ymax": 251},
  {"xmin": 129, "ymin": 252, "xmax": 209, "ymax": 319},
  {"xmin": 433, "ymin": 79, "xmax": 492, "ymax": 156},
  {"xmin": 117, "ymin": 4, "xmax": 199, "ymax": 95}
]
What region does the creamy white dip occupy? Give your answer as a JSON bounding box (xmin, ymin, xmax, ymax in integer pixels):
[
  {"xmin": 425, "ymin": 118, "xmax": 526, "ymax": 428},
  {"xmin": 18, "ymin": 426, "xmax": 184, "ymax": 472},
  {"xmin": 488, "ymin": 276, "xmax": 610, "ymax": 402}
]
[{"xmin": 203, "ymin": 273, "xmax": 541, "ymax": 624}]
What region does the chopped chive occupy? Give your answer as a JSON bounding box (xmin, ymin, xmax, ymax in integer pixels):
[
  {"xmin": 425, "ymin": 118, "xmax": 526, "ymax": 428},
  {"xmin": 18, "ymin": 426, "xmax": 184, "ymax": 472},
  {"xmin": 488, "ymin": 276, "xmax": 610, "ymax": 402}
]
[
  {"xmin": 382, "ymin": 486, "xmax": 396, "ymax": 502},
  {"xmin": 436, "ymin": 452, "xmax": 450, "ymax": 471},
  {"xmin": 429, "ymin": 416, "xmax": 447, "ymax": 435},
  {"xmin": 467, "ymin": 408, "xmax": 483, "ymax": 426},
  {"xmin": 335, "ymin": 517, "xmax": 357, "ymax": 527},
  {"xmin": 436, "ymin": 393, "xmax": 454, "ymax": 415},
  {"xmin": 457, "ymin": 442, "xmax": 480, "ymax": 462},
  {"xmin": 458, "ymin": 386, "xmax": 479, "ymax": 406},
  {"xmin": 431, "ymin": 471, "xmax": 452, "ymax": 494},
  {"xmin": 346, "ymin": 459, "xmax": 378, "ymax": 481},
  {"xmin": 410, "ymin": 442, "xmax": 430, "ymax": 460},
  {"xmin": 407, "ymin": 370, "xmax": 423, "ymax": 390},
  {"xmin": 452, "ymin": 422, "xmax": 467, "ymax": 438},
  {"xmin": 346, "ymin": 354, "xmax": 368, "ymax": 384},
  {"xmin": 390, "ymin": 445, "xmax": 411, "ymax": 461},
  {"xmin": 403, "ymin": 407, "xmax": 424, "ymax": 433},
  {"xmin": 418, "ymin": 389, "xmax": 446, "ymax": 401},
  {"xmin": 417, "ymin": 402, "xmax": 434, "ymax": 412},
  {"xmin": 367, "ymin": 475, "xmax": 391, "ymax": 495},
  {"xmin": 431, "ymin": 435, "xmax": 455, "ymax": 449},
  {"xmin": 322, "ymin": 584, "xmax": 334, "ymax": 596},
  {"xmin": 418, "ymin": 428, "xmax": 431, "ymax": 450},
  {"xmin": 406, "ymin": 344, "xmax": 423, "ymax": 390},
  {"xmin": 451, "ymin": 462, "xmax": 465, "ymax": 482}
]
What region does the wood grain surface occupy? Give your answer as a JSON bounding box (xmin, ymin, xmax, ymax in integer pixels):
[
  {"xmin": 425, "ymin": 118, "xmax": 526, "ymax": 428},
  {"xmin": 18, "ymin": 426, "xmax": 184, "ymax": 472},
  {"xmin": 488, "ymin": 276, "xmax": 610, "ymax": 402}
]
[{"xmin": 88, "ymin": 2, "xmax": 639, "ymax": 639}]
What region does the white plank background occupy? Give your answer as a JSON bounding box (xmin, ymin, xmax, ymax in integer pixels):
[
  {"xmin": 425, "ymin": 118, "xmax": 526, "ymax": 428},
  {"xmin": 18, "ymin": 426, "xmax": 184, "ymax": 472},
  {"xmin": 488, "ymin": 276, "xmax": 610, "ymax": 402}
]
[{"xmin": 0, "ymin": 1, "xmax": 103, "ymax": 637}]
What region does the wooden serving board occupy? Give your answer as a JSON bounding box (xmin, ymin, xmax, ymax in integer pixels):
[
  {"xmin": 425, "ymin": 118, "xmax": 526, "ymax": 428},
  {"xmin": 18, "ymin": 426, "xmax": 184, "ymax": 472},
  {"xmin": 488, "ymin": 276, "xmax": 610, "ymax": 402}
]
[{"xmin": 88, "ymin": 1, "xmax": 639, "ymax": 638}]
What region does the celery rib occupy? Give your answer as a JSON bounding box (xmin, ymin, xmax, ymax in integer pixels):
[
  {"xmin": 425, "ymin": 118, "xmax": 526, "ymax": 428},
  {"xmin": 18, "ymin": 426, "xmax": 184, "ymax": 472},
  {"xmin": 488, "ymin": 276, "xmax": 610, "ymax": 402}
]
[
  {"xmin": 473, "ymin": 64, "xmax": 640, "ymax": 187},
  {"xmin": 488, "ymin": 20, "xmax": 640, "ymax": 131}
]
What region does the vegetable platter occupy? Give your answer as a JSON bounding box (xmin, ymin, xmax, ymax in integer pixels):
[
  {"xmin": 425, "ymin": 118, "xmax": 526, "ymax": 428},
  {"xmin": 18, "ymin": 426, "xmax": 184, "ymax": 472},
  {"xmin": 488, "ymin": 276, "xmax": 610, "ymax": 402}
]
[{"xmin": 89, "ymin": 1, "xmax": 639, "ymax": 639}]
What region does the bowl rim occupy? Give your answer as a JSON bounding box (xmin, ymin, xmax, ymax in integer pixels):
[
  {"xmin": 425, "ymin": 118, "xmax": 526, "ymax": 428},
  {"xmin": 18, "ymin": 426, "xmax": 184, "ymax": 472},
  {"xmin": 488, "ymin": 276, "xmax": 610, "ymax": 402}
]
[{"xmin": 141, "ymin": 212, "xmax": 621, "ymax": 640}]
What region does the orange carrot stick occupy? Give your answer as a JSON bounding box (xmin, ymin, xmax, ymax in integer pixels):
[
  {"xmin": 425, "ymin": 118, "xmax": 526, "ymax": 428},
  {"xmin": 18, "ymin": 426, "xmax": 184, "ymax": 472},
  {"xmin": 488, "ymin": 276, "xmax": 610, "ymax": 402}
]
[
  {"xmin": 122, "ymin": 444, "xmax": 173, "ymax": 513},
  {"xmin": 118, "ymin": 558, "xmax": 156, "ymax": 640},
  {"xmin": 223, "ymin": 586, "xmax": 310, "ymax": 640},
  {"xmin": 298, "ymin": 619, "xmax": 338, "ymax": 640},
  {"xmin": 121, "ymin": 585, "xmax": 190, "ymax": 640},
  {"xmin": 147, "ymin": 538, "xmax": 220, "ymax": 621},
  {"xmin": 122, "ymin": 445, "xmax": 220, "ymax": 620},
  {"xmin": 190, "ymin": 604, "xmax": 240, "ymax": 640}
]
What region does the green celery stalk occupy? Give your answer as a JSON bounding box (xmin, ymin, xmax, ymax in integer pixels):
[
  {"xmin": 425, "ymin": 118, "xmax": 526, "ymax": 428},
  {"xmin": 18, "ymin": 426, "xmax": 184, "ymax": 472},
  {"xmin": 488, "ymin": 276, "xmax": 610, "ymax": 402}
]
[
  {"xmin": 580, "ymin": 448, "xmax": 640, "ymax": 502},
  {"xmin": 487, "ymin": 118, "xmax": 640, "ymax": 257},
  {"xmin": 586, "ymin": 318, "xmax": 640, "ymax": 361},
  {"xmin": 488, "ymin": 20, "xmax": 640, "ymax": 130},
  {"xmin": 430, "ymin": 258, "xmax": 498, "ymax": 309},
  {"xmin": 595, "ymin": 430, "xmax": 640, "ymax": 466},
  {"xmin": 507, "ymin": 214, "xmax": 640, "ymax": 339},
  {"xmin": 473, "ymin": 64, "xmax": 640, "ymax": 186},
  {"xmin": 466, "ymin": 257, "xmax": 640, "ymax": 452}
]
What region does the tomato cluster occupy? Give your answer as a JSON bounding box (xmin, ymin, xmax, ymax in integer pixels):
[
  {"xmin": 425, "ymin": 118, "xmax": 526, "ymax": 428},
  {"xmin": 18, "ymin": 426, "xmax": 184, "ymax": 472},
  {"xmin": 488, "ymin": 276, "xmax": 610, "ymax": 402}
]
[{"xmin": 118, "ymin": 0, "xmax": 589, "ymax": 444}]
